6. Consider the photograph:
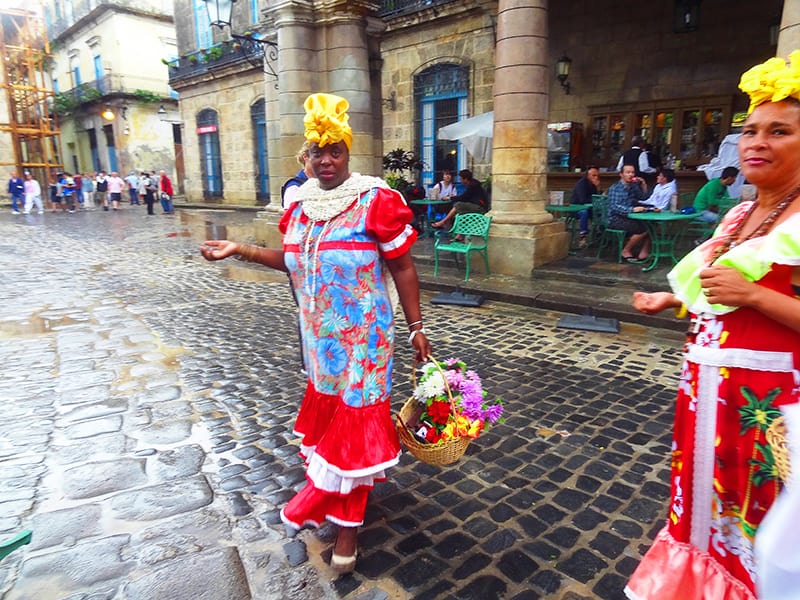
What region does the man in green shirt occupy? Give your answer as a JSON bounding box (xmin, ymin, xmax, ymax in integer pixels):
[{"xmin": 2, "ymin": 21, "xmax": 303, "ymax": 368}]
[{"xmin": 693, "ymin": 166, "xmax": 739, "ymax": 223}]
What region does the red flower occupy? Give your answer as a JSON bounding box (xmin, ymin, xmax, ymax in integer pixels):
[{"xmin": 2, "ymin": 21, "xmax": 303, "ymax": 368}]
[
  {"xmin": 426, "ymin": 400, "xmax": 451, "ymax": 425},
  {"xmin": 425, "ymin": 427, "xmax": 440, "ymax": 443}
]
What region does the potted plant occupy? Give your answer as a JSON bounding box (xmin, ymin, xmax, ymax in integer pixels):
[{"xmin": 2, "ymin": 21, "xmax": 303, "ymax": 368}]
[{"xmin": 382, "ymin": 148, "xmax": 423, "ymax": 196}]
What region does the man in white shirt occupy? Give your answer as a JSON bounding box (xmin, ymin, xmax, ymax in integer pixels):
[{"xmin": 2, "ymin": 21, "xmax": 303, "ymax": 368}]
[{"xmin": 107, "ymin": 171, "xmax": 125, "ymax": 211}]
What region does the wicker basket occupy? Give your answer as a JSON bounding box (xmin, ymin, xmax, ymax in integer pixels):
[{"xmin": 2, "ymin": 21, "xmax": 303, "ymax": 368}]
[
  {"xmin": 767, "ymin": 416, "xmax": 792, "ymax": 486},
  {"xmin": 395, "ymin": 358, "xmax": 472, "ymax": 466}
]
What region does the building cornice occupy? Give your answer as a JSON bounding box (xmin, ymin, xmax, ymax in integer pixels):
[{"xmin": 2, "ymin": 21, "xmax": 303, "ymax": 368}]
[{"xmin": 49, "ymin": 5, "xmax": 173, "ymax": 45}]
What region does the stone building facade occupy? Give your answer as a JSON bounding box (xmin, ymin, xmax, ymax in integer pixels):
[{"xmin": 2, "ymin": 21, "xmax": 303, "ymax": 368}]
[
  {"xmin": 169, "ymin": 0, "xmax": 796, "ymax": 273},
  {"xmin": 44, "ymin": 0, "xmax": 178, "ymax": 182}
]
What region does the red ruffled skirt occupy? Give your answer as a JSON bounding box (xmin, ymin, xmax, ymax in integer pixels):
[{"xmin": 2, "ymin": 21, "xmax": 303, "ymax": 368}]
[{"xmin": 280, "ymin": 382, "xmax": 401, "ymax": 528}]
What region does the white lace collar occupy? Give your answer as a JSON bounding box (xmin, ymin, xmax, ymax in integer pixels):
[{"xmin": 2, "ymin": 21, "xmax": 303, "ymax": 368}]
[{"xmin": 295, "ymin": 173, "xmax": 389, "ymax": 222}]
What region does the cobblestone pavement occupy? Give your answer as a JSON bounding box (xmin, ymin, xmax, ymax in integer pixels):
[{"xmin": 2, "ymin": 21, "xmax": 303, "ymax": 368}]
[{"xmin": 0, "ymin": 208, "xmax": 685, "ymax": 599}]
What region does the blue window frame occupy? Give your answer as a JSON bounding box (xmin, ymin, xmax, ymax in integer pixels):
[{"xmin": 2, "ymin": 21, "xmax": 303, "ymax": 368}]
[
  {"xmin": 53, "ymin": 78, "xmax": 59, "ymax": 93},
  {"xmin": 193, "ymin": 0, "xmax": 213, "ymax": 48},
  {"xmin": 197, "ymin": 109, "xmax": 223, "ymax": 198},
  {"xmin": 250, "ymin": 0, "xmax": 258, "ymax": 24},
  {"xmin": 251, "ymin": 99, "xmax": 269, "ymax": 202},
  {"xmin": 93, "ymin": 55, "xmax": 103, "ymax": 92},
  {"xmin": 72, "ymin": 65, "xmax": 82, "ymax": 87},
  {"xmin": 103, "ymin": 124, "xmax": 118, "ymax": 172},
  {"xmin": 414, "ymin": 63, "xmax": 469, "ymax": 186}
]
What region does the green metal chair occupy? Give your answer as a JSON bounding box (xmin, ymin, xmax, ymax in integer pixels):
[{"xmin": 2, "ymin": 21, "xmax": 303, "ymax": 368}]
[
  {"xmin": 592, "ymin": 194, "xmax": 627, "ymax": 262},
  {"xmin": 433, "ymin": 213, "xmax": 492, "ymax": 280},
  {"xmin": 0, "ymin": 530, "xmax": 32, "ymax": 561}
]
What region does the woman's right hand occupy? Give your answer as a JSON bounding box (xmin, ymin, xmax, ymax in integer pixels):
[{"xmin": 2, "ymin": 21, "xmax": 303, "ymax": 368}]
[
  {"xmin": 632, "ymin": 291, "xmax": 678, "ymax": 315},
  {"xmin": 200, "ymin": 240, "xmax": 239, "ymax": 261}
]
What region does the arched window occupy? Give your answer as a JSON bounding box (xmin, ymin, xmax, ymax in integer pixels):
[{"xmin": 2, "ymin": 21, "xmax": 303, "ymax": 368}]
[
  {"xmin": 251, "ymin": 99, "xmax": 269, "ymax": 203},
  {"xmin": 414, "ymin": 63, "xmax": 469, "ymax": 186},
  {"xmin": 197, "ymin": 109, "xmax": 223, "ymax": 199}
]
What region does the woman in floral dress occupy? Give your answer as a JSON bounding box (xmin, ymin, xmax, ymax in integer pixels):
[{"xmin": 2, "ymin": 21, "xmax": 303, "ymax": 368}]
[
  {"xmin": 627, "ymin": 52, "xmax": 800, "ymax": 599},
  {"xmin": 201, "ymin": 93, "xmax": 431, "ymax": 574}
]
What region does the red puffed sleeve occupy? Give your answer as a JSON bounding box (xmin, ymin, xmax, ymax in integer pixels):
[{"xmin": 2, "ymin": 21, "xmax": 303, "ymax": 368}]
[
  {"xmin": 366, "ymin": 187, "xmax": 418, "ymax": 259},
  {"xmin": 278, "ymin": 201, "xmax": 300, "ymax": 234}
]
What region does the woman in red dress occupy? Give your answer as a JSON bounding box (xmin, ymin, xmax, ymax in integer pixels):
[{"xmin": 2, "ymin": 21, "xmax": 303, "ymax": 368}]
[
  {"xmin": 627, "ymin": 52, "xmax": 800, "ymax": 599},
  {"xmin": 201, "ymin": 93, "xmax": 432, "ymax": 575}
]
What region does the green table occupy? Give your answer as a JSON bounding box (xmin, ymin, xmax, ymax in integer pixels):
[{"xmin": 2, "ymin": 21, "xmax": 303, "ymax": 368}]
[
  {"xmin": 410, "ymin": 198, "xmax": 452, "ymax": 237},
  {"xmin": 627, "ymin": 211, "xmax": 697, "ymax": 271},
  {"xmin": 546, "ymin": 204, "xmax": 590, "ymax": 252}
]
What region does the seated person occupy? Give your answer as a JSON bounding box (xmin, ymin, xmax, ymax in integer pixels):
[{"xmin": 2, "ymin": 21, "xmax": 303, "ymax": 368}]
[
  {"xmin": 568, "ymin": 166, "xmax": 600, "ymax": 245},
  {"xmin": 692, "ymin": 166, "xmax": 738, "ymax": 223},
  {"xmin": 639, "ymin": 168, "xmax": 676, "ymax": 211},
  {"xmin": 432, "ymin": 169, "xmax": 489, "ymax": 229},
  {"xmin": 607, "ymin": 164, "xmax": 650, "ymax": 261},
  {"xmin": 430, "ymin": 169, "xmax": 457, "ymax": 200}
]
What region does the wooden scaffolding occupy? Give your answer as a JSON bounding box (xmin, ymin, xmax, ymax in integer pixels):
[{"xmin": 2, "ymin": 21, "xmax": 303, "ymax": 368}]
[{"xmin": 0, "ymin": 7, "xmax": 62, "ymax": 181}]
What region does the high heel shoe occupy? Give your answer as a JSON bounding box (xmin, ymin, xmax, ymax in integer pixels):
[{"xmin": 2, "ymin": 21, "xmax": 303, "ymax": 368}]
[{"xmin": 330, "ymin": 550, "xmax": 358, "ymax": 575}]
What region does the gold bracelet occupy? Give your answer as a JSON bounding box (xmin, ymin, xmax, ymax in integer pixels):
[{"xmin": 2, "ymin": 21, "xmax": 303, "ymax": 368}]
[
  {"xmin": 674, "ymin": 303, "xmax": 688, "ymax": 319},
  {"xmin": 236, "ymin": 244, "xmax": 258, "ymax": 262}
]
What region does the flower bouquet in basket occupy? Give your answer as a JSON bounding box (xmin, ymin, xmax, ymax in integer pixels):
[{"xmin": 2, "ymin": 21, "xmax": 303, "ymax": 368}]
[{"xmin": 396, "ymin": 357, "xmax": 503, "ymax": 466}]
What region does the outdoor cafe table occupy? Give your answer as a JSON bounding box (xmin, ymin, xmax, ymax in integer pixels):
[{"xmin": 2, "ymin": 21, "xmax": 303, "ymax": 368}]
[
  {"xmin": 545, "ymin": 203, "xmax": 589, "ymax": 252},
  {"xmin": 627, "ymin": 210, "xmax": 698, "ymax": 272},
  {"xmin": 410, "ymin": 198, "xmax": 452, "ymax": 237}
]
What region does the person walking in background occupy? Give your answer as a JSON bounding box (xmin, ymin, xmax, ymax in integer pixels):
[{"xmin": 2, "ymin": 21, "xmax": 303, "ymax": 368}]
[
  {"xmin": 61, "ymin": 173, "xmax": 76, "ymax": 213},
  {"xmin": 568, "ymin": 166, "xmax": 601, "ymax": 247},
  {"xmin": 22, "ymin": 172, "xmax": 43, "ymax": 214},
  {"xmin": 7, "ymin": 171, "xmax": 24, "ymax": 215},
  {"xmin": 95, "ymin": 171, "xmax": 109, "ymax": 211},
  {"xmin": 49, "ymin": 174, "xmax": 62, "ymax": 212},
  {"xmin": 73, "ymin": 173, "xmax": 84, "ymax": 210},
  {"xmin": 140, "ymin": 172, "xmax": 156, "ymax": 215},
  {"xmin": 125, "ymin": 171, "xmax": 139, "ymax": 205},
  {"xmin": 627, "ymin": 51, "xmax": 800, "ymax": 600},
  {"xmin": 201, "ymin": 93, "xmax": 431, "ymax": 575},
  {"xmin": 281, "ymin": 142, "xmax": 312, "ymax": 209},
  {"xmin": 158, "ymin": 170, "xmax": 174, "ymax": 214},
  {"xmin": 82, "ymin": 173, "xmax": 95, "ymax": 209},
  {"xmin": 107, "ymin": 171, "xmax": 125, "ymax": 211}
]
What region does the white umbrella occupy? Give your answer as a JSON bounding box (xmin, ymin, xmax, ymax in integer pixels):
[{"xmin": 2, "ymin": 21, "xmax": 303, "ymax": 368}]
[{"xmin": 437, "ymin": 111, "xmax": 493, "ymax": 162}]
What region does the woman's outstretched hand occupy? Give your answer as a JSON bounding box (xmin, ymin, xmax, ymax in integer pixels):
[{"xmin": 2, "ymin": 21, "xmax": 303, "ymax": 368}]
[
  {"xmin": 200, "ymin": 240, "xmax": 239, "ymax": 261},
  {"xmin": 632, "ymin": 291, "xmax": 679, "ymax": 315}
]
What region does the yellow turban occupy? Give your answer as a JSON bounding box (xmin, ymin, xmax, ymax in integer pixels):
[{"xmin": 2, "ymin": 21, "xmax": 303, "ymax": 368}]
[
  {"xmin": 739, "ymin": 50, "xmax": 800, "ymax": 113},
  {"xmin": 303, "ymin": 93, "xmax": 353, "ymax": 150}
]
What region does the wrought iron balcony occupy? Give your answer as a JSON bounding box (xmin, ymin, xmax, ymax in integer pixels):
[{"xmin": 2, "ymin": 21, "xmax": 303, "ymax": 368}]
[
  {"xmin": 51, "ymin": 74, "xmax": 168, "ymax": 115},
  {"xmin": 377, "ymin": 0, "xmax": 459, "ymax": 18},
  {"xmin": 167, "ymin": 42, "xmax": 253, "ymax": 83}
]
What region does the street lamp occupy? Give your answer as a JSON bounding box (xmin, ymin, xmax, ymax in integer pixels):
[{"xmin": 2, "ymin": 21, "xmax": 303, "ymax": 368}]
[
  {"xmin": 101, "ymin": 104, "xmax": 115, "ymax": 120},
  {"xmin": 203, "ymin": 0, "xmax": 236, "ymax": 29},
  {"xmin": 555, "ymin": 54, "xmax": 571, "ymax": 95},
  {"xmin": 201, "ymin": 0, "xmax": 278, "ymax": 82}
]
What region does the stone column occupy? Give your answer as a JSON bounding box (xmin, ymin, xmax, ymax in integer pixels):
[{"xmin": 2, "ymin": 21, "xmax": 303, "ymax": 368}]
[
  {"xmin": 255, "ymin": 0, "xmax": 379, "ymax": 249},
  {"xmin": 490, "ymin": 0, "xmax": 567, "ymax": 277},
  {"xmin": 777, "ymin": 0, "xmax": 800, "ymax": 59},
  {"xmin": 314, "ymin": 0, "xmax": 379, "ymax": 176}
]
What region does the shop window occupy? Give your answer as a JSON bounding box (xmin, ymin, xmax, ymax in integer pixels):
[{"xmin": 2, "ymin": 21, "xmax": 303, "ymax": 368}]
[{"xmin": 588, "ymin": 97, "xmax": 733, "ymax": 169}]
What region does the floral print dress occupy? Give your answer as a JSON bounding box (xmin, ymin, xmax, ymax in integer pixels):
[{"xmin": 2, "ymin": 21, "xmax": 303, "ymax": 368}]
[
  {"xmin": 277, "ymin": 185, "xmax": 416, "ymax": 529},
  {"xmin": 625, "ymin": 204, "xmax": 800, "ymax": 600}
]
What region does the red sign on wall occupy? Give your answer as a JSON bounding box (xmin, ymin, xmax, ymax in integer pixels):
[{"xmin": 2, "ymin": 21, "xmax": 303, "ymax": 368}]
[{"xmin": 196, "ymin": 125, "xmax": 218, "ymax": 134}]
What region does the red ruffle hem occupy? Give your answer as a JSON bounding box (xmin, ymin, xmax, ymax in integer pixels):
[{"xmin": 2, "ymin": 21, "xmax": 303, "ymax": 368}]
[
  {"xmin": 281, "ymin": 383, "xmax": 401, "ymax": 529},
  {"xmin": 624, "ymin": 527, "xmax": 756, "ymax": 600}
]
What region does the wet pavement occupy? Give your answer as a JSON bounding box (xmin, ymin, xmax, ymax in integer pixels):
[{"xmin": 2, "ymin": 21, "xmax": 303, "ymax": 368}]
[{"xmin": 0, "ymin": 206, "xmax": 686, "ymax": 599}]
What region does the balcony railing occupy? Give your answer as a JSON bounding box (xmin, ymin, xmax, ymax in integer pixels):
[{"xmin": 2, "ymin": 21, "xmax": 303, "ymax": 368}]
[
  {"xmin": 167, "ymin": 42, "xmax": 253, "ymax": 83},
  {"xmin": 377, "ymin": 0, "xmax": 459, "ymax": 18},
  {"xmin": 52, "ymin": 74, "xmax": 169, "ymax": 114}
]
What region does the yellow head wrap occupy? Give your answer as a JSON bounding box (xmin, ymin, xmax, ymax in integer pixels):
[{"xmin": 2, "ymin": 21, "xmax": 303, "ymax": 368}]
[
  {"xmin": 303, "ymin": 93, "xmax": 353, "ymax": 150},
  {"xmin": 739, "ymin": 50, "xmax": 800, "ymax": 113}
]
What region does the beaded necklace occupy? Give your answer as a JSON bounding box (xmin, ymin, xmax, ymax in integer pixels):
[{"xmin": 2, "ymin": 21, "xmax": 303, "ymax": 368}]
[{"xmin": 709, "ymin": 183, "xmax": 800, "ymax": 264}]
